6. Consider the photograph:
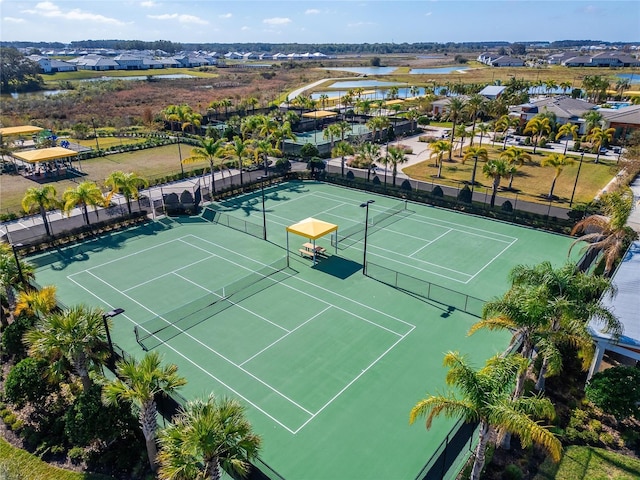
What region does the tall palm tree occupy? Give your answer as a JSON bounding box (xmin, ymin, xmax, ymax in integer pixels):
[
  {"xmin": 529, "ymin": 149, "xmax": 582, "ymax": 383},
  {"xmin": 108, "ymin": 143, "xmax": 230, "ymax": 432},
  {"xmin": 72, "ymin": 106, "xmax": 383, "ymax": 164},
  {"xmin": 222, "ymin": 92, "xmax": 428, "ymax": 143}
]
[
  {"xmin": 410, "ymin": 352, "xmax": 561, "ymax": 480},
  {"xmin": 500, "ymin": 147, "xmax": 531, "ymax": 189},
  {"xmin": 402, "ymin": 109, "xmax": 421, "ymax": 133},
  {"xmin": 476, "ymin": 123, "xmax": 491, "ymax": 147},
  {"xmin": 445, "ymin": 97, "xmax": 466, "ymax": 161},
  {"xmin": 583, "ymin": 110, "xmax": 603, "ymax": 135},
  {"xmin": 62, "ymin": 181, "xmax": 104, "ymax": 226},
  {"xmin": 332, "ymin": 141, "xmax": 354, "ymax": 178},
  {"xmin": 272, "ymin": 120, "xmax": 296, "ymax": 153},
  {"xmin": 105, "ymin": 171, "xmax": 149, "ymax": 215},
  {"xmin": 569, "ymin": 188, "xmax": 638, "ymax": 275},
  {"xmin": 541, "ymin": 153, "xmax": 574, "ymax": 199},
  {"xmin": 465, "ymin": 94, "xmax": 486, "ymax": 146},
  {"xmin": 323, "ymin": 123, "xmax": 342, "ymax": 152},
  {"xmin": 587, "ymin": 127, "xmax": 615, "ymax": 163},
  {"xmin": 104, "ymin": 351, "xmax": 187, "ymax": 472},
  {"xmin": 462, "ymin": 146, "xmax": 488, "ymax": 186},
  {"xmin": 523, "ymin": 116, "xmax": 551, "ymax": 154},
  {"xmin": 455, "ymin": 125, "xmax": 469, "ymax": 157},
  {"xmin": 354, "ymin": 142, "xmax": 381, "ymax": 181},
  {"xmin": 183, "ymin": 138, "xmax": 226, "ymax": 193},
  {"xmin": 157, "ymin": 394, "xmax": 262, "ymax": 480},
  {"xmin": 253, "ymin": 138, "xmax": 280, "ymax": 175},
  {"xmin": 25, "ymin": 305, "xmax": 110, "ymax": 392},
  {"xmin": 559, "ymin": 81, "xmax": 572, "ymax": 95},
  {"xmin": 386, "ymin": 146, "xmax": 408, "ymax": 187},
  {"xmin": 223, "ymin": 136, "xmax": 253, "ymax": 189},
  {"xmin": 556, "ymin": 123, "xmax": 579, "ymax": 155},
  {"xmin": 483, "ymin": 159, "xmax": 509, "ymax": 208},
  {"xmin": 0, "ymin": 243, "xmax": 35, "ymax": 326},
  {"xmin": 21, "ymin": 185, "xmax": 58, "ymax": 237},
  {"xmin": 430, "ymin": 140, "xmax": 451, "ymax": 178}
]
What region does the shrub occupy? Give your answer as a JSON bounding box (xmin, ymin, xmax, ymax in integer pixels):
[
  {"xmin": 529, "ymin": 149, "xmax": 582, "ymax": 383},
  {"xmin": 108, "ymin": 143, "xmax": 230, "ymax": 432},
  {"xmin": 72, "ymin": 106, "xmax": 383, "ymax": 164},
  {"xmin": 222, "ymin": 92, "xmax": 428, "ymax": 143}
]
[
  {"xmin": 432, "ymin": 185, "xmax": 444, "ymax": 197},
  {"xmin": 585, "ymin": 366, "xmax": 640, "ymax": 418},
  {"xmin": 599, "ymin": 432, "xmax": 616, "ymax": 447},
  {"xmin": 346, "ymin": 171, "xmax": 355, "ymax": 180},
  {"xmin": 417, "ymin": 116, "xmax": 430, "ymax": 126},
  {"xmin": 501, "ymin": 200, "xmax": 513, "ymax": 212},
  {"xmin": 372, "ymin": 176, "xmax": 381, "ymax": 185},
  {"xmin": 504, "ymin": 464, "xmax": 523, "ymax": 480},
  {"xmin": 68, "ymin": 446, "xmax": 86, "ymax": 465},
  {"xmin": 400, "ymin": 179, "xmax": 412, "ymax": 191},
  {"xmin": 394, "ymin": 144, "xmax": 413, "ymax": 154},
  {"xmin": 1, "ymin": 315, "xmax": 36, "ymax": 360},
  {"xmin": 458, "ymin": 185, "xmax": 472, "ymax": 203},
  {"xmin": 4, "ymin": 358, "xmax": 53, "ymax": 408}
]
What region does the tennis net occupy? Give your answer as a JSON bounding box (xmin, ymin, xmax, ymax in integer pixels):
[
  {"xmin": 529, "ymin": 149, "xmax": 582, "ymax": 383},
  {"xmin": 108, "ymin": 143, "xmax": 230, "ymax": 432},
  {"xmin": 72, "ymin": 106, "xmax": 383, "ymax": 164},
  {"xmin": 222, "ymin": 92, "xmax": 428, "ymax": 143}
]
[
  {"xmin": 134, "ymin": 257, "xmax": 290, "ymax": 350},
  {"xmin": 201, "ymin": 206, "xmax": 263, "ymax": 239},
  {"xmin": 331, "ymin": 200, "xmax": 410, "ymax": 250}
]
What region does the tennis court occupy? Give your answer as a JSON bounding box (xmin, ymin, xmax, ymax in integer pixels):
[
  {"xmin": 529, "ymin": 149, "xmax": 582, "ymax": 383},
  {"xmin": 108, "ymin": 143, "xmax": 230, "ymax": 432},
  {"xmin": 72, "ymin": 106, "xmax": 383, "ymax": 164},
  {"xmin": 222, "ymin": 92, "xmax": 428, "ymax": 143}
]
[{"xmin": 31, "ymin": 180, "xmax": 582, "ymax": 479}]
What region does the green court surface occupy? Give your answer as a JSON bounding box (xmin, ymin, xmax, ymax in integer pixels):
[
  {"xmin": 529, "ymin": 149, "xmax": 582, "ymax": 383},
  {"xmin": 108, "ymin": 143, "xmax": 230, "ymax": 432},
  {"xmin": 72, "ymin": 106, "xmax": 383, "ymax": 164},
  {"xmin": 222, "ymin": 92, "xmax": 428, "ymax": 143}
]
[{"xmin": 30, "ymin": 181, "xmax": 582, "ymax": 480}]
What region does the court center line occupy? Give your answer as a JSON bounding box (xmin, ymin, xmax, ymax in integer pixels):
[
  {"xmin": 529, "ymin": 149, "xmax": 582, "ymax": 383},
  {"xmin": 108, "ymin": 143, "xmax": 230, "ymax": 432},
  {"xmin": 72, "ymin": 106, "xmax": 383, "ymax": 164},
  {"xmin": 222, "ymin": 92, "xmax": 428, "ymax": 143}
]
[
  {"xmin": 293, "ymin": 325, "xmax": 415, "ymax": 434},
  {"xmin": 172, "ymin": 271, "xmax": 290, "ymax": 333},
  {"xmin": 466, "ymin": 238, "xmax": 518, "ymax": 283},
  {"xmin": 123, "ymin": 252, "xmax": 217, "ymax": 292},
  {"xmin": 185, "ymin": 234, "xmax": 415, "ymax": 330},
  {"xmin": 409, "ymin": 228, "xmax": 452, "ymax": 257},
  {"xmin": 239, "ymin": 306, "xmax": 332, "ymax": 367},
  {"xmin": 65, "ymin": 275, "xmax": 302, "ymax": 434},
  {"xmin": 83, "ymin": 270, "xmax": 314, "ymax": 416}
]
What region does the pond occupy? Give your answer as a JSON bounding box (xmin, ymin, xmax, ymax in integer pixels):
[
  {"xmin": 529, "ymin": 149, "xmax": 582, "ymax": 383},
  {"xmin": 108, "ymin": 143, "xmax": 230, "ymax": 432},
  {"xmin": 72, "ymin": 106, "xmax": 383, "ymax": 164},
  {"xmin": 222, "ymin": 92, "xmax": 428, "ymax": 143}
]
[
  {"xmin": 80, "ymin": 73, "xmax": 195, "ymax": 82},
  {"xmin": 409, "ymin": 66, "xmax": 470, "ymax": 74},
  {"xmin": 323, "ymin": 67, "xmax": 398, "ymax": 75},
  {"xmin": 328, "ymin": 79, "xmax": 405, "ymax": 89},
  {"xmin": 616, "ymin": 73, "xmax": 639, "ymax": 84},
  {"xmin": 4, "ymin": 89, "xmax": 70, "ymax": 99},
  {"xmin": 311, "ymin": 86, "xmax": 434, "ymax": 101}
]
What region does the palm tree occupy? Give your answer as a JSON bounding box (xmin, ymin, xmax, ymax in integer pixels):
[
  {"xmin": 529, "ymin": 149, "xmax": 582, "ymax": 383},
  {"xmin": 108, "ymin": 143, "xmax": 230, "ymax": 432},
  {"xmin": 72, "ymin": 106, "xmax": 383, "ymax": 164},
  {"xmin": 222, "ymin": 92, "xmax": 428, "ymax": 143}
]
[
  {"xmin": 366, "ymin": 116, "xmax": 389, "ymax": 143},
  {"xmin": 0, "ymin": 243, "xmax": 35, "ymax": 326},
  {"xmin": 430, "ymin": 140, "xmax": 452, "ymax": 178},
  {"xmin": 157, "ymin": 394, "xmax": 262, "ymax": 480},
  {"xmin": 555, "ymin": 123, "xmax": 579, "ymax": 155},
  {"xmin": 587, "ymin": 127, "xmax": 615, "ymax": 163},
  {"xmin": 583, "ymin": 110, "xmax": 603, "ymax": 135},
  {"xmin": 319, "ymin": 93, "xmax": 329, "ymax": 110},
  {"xmin": 476, "ymin": 123, "xmax": 491, "ymax": 147},
  {"xmin": 465, "ymin": 94, "xmax": 486, "ymax": 146},
  {"xmin": 332, "ymin": 141, "xmax": 354, "ymax": 178},
  {"xmin": 14, "ymin": 285, "xmax": 57, "ymax": 319},
  {"xmin": 253, "ymin": 138, "xmax": 280, "ymax": 175},
  {"xmin": 183, "ymin": 138, "xmax": 226, "ymax": 193},
  {"xmin": 272, "ymin": 121, "xmax": 296, "ymax": 153},
  {"xmin": 21, "ymin": 186, "xmax": 58, "ymax": 237},
  {"xmin": 541, "ymin": 153, "xmax": 574, "ymax": 199},
  {"xmin": 322, "ymin": 123, "xmax": 342, "ymax": 152},
  {"xmin": 559, "ymin": 81, "xmax": 572, "ymax": 95},
  {"xmin": 483, "ymin": 159, "xmax": 509, "ymax": 208},
  {"xmin": 494, "ymin": 114, "xmax": 511, "ymax": 148},
  {"xmin": 455, "ymin": 125, "xmax": 469, "ymax": 157},
  {"xmin": 445, "ymin": 97, "xmax": 466, "ymax": 161},
  {"xmin": 25, "ymin": 305, "xmax": 110, "ymax": 392},
  {"xmin": 354, "ymin": 142, "xmax": 381, "ymax": 181},
  {"xmin": 569, "ymin": 188, "xmax": 638, "ymax": 275},
  {"xmin": 500, "ymin": 147, "xmax": 531, "ymax": 189},
  {"xmin": 523, "ymin": 116, "xmax": 551, "ymax": 154},
  {"xmin": 103, "ymin": 351, "xmax": 187, "ymax": 472},
  {"xmin": 402, "ymin": 109, "xmax": 421, "ymax": 133},
  {"xmin": 410, "ymin": 352, "xmax": 561, "ymax": 480},
  {"xmin": 462, "ymin": 146, "xmax": 488, "ymax": 186},
  {"xmin": 223, "ymin": 136, "xmax": 253, "ymax": 189},
  {"xmin": 105, "ymin": 171, "xmax": 149, "ymax": 215},
  {"xmin": 62, "ymin": 181, "xmax": 104, "ymax": 226},
  {"xmin": 386, "ymin": 146, "xmax": 409, "ymax": 187}
]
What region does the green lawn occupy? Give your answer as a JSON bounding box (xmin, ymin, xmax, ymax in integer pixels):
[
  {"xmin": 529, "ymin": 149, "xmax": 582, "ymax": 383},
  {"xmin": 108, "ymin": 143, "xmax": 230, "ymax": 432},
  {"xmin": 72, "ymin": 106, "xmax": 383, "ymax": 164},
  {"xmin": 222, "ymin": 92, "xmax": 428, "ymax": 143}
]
[
  {"xmin": 535, "ymin": 446, "xmax": 640, "ymax": 480},
  {"xmin": 70, "ymin": 136, "xmax": 147, "ymax": 149},
  {"xmin": 403, "ymin": 146, "xmax": 618, "ymax": 207},
  {"xmin": 42, "ymin": 67, "xmax": 219, "ymax": 84},
  {"xmin": 0, "ymin": 437, "xmax": 113, "ymax": 480}
]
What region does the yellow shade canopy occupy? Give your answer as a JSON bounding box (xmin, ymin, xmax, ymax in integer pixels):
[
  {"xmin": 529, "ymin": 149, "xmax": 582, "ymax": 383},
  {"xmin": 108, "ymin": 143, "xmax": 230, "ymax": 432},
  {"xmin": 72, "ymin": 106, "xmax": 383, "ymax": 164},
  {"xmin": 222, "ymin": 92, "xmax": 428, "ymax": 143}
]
[
  {"xmin": 302, "ymin": 110, "xmax": 338, "ymax": 119},
  {"xmin": 286, "ymin": 217, "xmax": 338, "ymax": 240},
  {"xmin": 384, "ymin": 99, "xmax": 405, "ymax": 106},
  {"xmin": 13, "ymin": 147, "xmax": 78, "ymax": 164},
  {"xmin": 0, "ymin": 125, "xmax": 43, "ymax": 137}
]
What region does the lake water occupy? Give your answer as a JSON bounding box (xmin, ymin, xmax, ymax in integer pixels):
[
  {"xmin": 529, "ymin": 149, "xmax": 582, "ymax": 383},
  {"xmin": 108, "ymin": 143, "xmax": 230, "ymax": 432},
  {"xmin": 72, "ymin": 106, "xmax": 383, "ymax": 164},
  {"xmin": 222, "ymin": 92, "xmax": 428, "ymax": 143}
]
[
  {"xmin": 616, "ymin": 73, "xmax": 639, "ymax": 84},
  {"xmin": 311, "ymin": 86, "xmax": 434, "ymax": 100},
  {"xmin": 6, "ymin": 89, "xmax": 70, "ymax": 99},
  {"xmin": 80, "ymin": 73, "xmax": 195, "ymax": 82},
  {"xmin": 329, "ymin": 80, "xmax": 405, "ymax": 89},
  {"xmin": 410, "ymin": 66, "xmax": 469, "ymax": 74},
  {"xmin": 323, "ymin": 67, "xmax": 398, "ymax": 75}
]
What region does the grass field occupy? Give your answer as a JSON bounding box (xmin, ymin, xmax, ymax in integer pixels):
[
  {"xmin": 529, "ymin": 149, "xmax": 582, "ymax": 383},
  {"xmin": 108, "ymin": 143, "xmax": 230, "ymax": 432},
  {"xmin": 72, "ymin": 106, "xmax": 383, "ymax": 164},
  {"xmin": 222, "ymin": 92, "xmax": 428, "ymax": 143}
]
[
  {"xmin": 29, "ymin": 181, "xmax": 583, "ymax": 479},
  {"xmin": 534, "ymin": 446, "xmax": 640, "ymax": 480}
]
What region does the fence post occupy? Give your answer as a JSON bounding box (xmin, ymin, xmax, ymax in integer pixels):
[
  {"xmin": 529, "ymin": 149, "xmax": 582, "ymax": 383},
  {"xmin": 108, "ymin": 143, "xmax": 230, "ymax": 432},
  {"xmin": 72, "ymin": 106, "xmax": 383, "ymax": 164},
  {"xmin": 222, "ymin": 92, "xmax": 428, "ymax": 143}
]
[
  {"xmin": 395, "ymin": 270, "xmax": 398, "ymax": 288},
  {"xmin": 440, "ymin": 431, "xmax": 450, "ymax": 479}
]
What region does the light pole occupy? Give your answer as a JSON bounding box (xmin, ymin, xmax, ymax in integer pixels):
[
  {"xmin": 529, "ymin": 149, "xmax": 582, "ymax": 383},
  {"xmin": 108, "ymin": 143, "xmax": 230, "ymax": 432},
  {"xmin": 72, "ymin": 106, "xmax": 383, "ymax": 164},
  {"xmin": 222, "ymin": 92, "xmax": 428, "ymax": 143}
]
[
  {"xmin": 360, "ymin": 200, "xmax": 375, "ymax": 275},
  {"xmin": 10, "ymin": 243, "xmax": 25, "ymax": 286},
  {"xmin": 258, "ymin": 176, "xmax": 267, "ymax": 241},
  {"xmin": 470, "ymin": 155, "xmax": 479, "ymax": 196},
  {"xmin": 91, "ymin": 118, "xmax": 100, "ymax": 152},
  {"xmin": 177, "ymin": 132, "xmax": 184, "ymax": 177},
  {"xmin": 569, "ymin": 152, "xmax": 585, "ymax": 208},
  {"xmin": 103, "ymin": 308, "xmax": 124, "ymax": 364}
]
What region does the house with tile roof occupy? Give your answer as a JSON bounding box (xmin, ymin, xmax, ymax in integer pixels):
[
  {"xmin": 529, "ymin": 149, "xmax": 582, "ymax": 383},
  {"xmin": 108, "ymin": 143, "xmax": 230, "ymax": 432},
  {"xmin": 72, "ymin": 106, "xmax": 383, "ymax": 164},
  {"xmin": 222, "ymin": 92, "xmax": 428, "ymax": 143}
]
[
  {"xmin": 599, "ymin": 104, "xmax": 640, "ymax": 139},
  {"xmin": 511, "ymin": 96, "xmax": 598, "ymax": 134}
]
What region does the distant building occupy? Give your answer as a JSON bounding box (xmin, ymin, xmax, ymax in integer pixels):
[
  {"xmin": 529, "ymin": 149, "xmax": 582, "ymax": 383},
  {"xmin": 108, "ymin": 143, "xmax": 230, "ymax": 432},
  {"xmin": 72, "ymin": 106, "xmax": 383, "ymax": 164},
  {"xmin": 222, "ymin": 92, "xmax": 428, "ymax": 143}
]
[
  {"xmin": 511, "ymin": 96, "xmax": 597, "ymax": 134},
  {"xmin": 477, "ymin": 53, "xmax": 524, "ymax": 67},
  {"xmin": 478, "ymin": 85, "xmax": 506, "ymax": 100}
]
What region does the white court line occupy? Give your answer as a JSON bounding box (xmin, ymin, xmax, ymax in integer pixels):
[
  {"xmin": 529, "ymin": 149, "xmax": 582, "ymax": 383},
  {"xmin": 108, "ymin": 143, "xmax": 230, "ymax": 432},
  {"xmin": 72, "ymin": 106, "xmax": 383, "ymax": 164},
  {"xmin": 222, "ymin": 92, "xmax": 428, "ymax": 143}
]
[
  {"xmin": 82, "ymin": 270, "xmax": 315, "ymax": 417},
  {"xmin": 65, "ymin": 275, "xmax": 302, "ymax": 434},
  {"xmin": 466, "ymin": 238, "xmax": 518, "ymax": 282},
  {"xmin": 184, "ymin": 234, "xmax": 415, "ymax": 330},
  {"xmin": 68, "ymin": 236, "xmax": 194, "ymax": 276},
  {"xmin": 123, "ymin": 252, "xmax": 217, "ymax": 292},
  {"xmin": 172, "ymin": 271, "xmax": 290, "ymax": 333},
  {"xmin": 292, "ymin": 327, "xmax": 413, "ymax": 434},
  {"xmin": 239, "ymin": 306, "xmax": 332, "ymax": 367},
  {"xmin": 409, "ymin": 228, "xmax": 452, "ymax": 257}
]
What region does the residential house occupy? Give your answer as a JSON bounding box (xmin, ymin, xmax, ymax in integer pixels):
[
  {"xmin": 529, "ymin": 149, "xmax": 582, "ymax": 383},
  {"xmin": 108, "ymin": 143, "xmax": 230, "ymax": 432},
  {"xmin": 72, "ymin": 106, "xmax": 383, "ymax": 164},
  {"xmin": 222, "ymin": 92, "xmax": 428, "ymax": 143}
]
[
  {"xmin": 143, "ymin": 58, "xmax": 165, "ymax": 69},
  {"xmin": 511, "ymin": 96, "xmax": 597, "ymax": 134},
  {"xmin": 489, "ymin": 56, "xmax": 525, "ymax": 67},
  {"xmin": 224, "ymin": 52, "xmax": 243, "ymax": 60},
  {"xmin": 478, "ymin": 85, "xmax": 506, "ymax": 100},
  {"xmin": 599, "ymin": 104, "xmax": 640, "ymax": 139},
  {"xmin": 431, "ymin": 95, "xmax": 470, "ymax": 116},
  {"xmin": 72, "ymin": 54, "xmax": 120, "ymax": 71},
  {"xmin": 114, "ymin": 54, "xmax": 147, "ymax": 70}
]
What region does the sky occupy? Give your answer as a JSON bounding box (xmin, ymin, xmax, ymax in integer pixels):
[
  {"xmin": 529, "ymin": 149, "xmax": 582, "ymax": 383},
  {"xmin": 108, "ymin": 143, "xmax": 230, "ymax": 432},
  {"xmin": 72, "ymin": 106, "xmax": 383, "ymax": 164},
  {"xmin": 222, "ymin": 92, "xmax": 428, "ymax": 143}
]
[{"xmin": 1, "ymin": 0, "xmax": 639, "ymax": 45}]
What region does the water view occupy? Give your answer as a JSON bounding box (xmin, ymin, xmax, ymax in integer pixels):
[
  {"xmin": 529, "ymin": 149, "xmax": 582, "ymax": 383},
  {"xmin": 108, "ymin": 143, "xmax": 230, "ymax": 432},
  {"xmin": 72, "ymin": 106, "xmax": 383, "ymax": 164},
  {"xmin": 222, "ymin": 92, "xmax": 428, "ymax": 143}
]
[
  {"xmin": 311, "ymin": 86, "xmax": 431, "ymax": 101},
  {"xmin": 80, "ymin": 73, "xmax": 195, "ymax": 82},
  {"xmin": 329, "ymin": 79, "xmax": 405, "ymax": 89},
  {"xmin": 410, "ymin": 66, "xmax": 470, "ymax": 74},
  {"xmin": 616, "ymin": 73, "xmax": 639, "ymax": 84},
  {"xmin": 323, "ymin": 67, "xmax": 397, "ymax": 75}
]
